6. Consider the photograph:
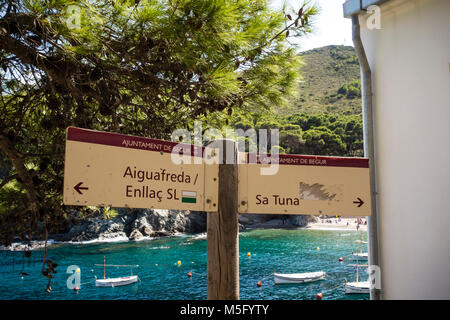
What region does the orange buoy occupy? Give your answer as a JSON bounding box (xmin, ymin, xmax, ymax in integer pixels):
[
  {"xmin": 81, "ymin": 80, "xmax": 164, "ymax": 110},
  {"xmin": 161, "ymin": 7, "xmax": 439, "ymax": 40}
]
[
  {"xmin": 338, "ymin": 257, "xmax": 344, "ymax": 262},
  {"xmin": 257, "ymin": 281, "xmax": 262, "ymax": 287},
  {"xmin": 187, "ymin": 271, "xmax": 193, "ymax": 278},
  {"xmin": 316, "ymin": 292, "xmax": 323, "ymax": 300}
]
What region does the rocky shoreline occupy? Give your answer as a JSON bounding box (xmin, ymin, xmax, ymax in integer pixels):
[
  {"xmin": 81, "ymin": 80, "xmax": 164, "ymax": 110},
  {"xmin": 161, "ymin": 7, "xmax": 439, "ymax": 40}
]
[
  {"xmin": 59, "ymin": 209, "xmax": 317, "ymax": 242},
  {"xmin": 1, "ymin": 209, "xmax": 318, "ymax": 250}
]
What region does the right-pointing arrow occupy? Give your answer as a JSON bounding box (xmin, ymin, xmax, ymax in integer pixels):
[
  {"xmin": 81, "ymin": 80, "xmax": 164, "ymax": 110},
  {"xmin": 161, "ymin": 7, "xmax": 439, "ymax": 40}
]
[
  {"xmin": 353, "ymin": 197, "xmax": 364, "ymax": 208},
  {"xmin": 74, "ymin": 182, "xmax": 89, "ymax": 195}
]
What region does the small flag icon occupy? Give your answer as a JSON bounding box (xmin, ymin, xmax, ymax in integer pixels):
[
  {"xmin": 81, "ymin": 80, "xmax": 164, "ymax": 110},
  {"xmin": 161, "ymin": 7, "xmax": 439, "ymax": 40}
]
[{"xmin": 182, "ymin": 191, "xmax": 197, "ymax": 204}]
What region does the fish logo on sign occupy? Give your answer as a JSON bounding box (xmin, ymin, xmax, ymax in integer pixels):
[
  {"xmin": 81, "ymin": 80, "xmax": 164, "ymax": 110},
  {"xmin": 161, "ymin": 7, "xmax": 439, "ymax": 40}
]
[{"xmin": 181, "ymin": 191, "xmax": 197, "ymax": 204}]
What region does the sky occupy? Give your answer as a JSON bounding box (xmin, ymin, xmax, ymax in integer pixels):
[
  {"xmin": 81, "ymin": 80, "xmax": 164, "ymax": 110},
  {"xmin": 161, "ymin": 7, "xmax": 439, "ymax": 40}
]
[{"xmin": 271, "ymin": 0, "xmax": 353, "ymax": 52}]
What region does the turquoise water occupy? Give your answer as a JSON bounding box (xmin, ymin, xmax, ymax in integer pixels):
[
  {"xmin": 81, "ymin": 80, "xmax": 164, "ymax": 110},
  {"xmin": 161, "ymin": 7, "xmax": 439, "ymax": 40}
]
[{"xmin": 0, "ymin": 229, "xmax": 369, "ymax": 300}]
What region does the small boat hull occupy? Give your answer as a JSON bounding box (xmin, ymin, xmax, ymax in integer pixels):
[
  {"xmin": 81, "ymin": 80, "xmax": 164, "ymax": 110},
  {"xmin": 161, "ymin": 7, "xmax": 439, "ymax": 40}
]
[
  {"xmin": 95, "ymin": 275, "xmax": 138, "ymax": 287},
  {"xmin": 352, "ymin": 253, "xmax": 368, "ymax": 260},
  {"xmin": 345, "ymin": 281, "xmax": 370, "ymax": 294},
  {"xmin": 274, "ymin": 271, "xmax": 326, "ymax": 284}
]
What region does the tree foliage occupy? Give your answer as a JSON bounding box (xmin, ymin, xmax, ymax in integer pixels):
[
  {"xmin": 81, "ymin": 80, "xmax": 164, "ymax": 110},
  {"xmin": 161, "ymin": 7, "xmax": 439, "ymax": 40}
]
[
  {"xmin": 337, "ymin": 79, "xmax": 361, "ymax": 99},
  {"xmin": 230, "ymin": 110, "xmax": 364, "ymax": 157},
  {"xmin": 0, "ymin": 0, "xmax": 317, "ymax": 244}
]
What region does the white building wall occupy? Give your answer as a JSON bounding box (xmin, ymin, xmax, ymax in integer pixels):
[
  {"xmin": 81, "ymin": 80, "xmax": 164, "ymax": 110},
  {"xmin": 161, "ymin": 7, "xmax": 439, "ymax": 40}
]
[{"xmin": 359, "ymin": 0, "xmax": 450, "ymax": 299}]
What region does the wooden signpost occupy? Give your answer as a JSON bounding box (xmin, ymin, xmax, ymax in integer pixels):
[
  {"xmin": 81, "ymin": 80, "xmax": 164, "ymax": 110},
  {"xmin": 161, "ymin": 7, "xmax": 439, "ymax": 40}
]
[
  {"xmin": 206, "ymin": 140, "xmax": 239, "ymax": 300},
  {"xmin": 63, "ymin": 127, "xmax": 371, "ymax": 300}
]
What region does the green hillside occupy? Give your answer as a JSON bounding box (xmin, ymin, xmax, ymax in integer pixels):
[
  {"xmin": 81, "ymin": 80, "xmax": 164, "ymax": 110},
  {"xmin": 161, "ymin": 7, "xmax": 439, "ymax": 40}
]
[
  {"xmin": 230, "ymin": 45, "xmax": 364, "ymax": 157},
  {"xmin": 284, "ymin": 45, "xmax": 362, "ymax": 115}
]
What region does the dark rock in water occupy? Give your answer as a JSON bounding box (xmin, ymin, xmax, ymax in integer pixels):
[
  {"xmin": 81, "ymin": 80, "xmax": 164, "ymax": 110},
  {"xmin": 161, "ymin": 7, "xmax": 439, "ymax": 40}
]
[
  {"xmin": 184, "ymin": 211, "xmax": 207, "ymax": 233},
  {"xmin": 130, "ymin": 210, "xmax": 154, "ymax": 235},
  {"xmin": 56, "ymin": 208, "xmax": 315, "ymax": 243},
  {"xmin": 287, "ymin": 215, "xmax": 317, "ymax": 227},
  {"xmin": 0, "ymin": 241, "xmax": 51, "ymax": 251},
  {"xmin": 150, "ymin": 231, "xmax": 172, "ymax": 237},
  {"xmin": 63, "ymin": 208, "xmax": 208, "ymax": 242},
  {"xmin": 238, "ymin": 213, "xmax": 317, "ymax": 229},
  {"xmin": 65, "ymin": 213, "xmax": 132, "ymax": 242},
  {"xmin": 141, "ymin": 226, "xmax": 153, "ymax": 237},
  {"xmin": 129, "ymin": 229, "xmax": 143, "ymax": 241},
  {"xmin": 238, "ymin": 214, "xmax": 275, "ymax": 226}
]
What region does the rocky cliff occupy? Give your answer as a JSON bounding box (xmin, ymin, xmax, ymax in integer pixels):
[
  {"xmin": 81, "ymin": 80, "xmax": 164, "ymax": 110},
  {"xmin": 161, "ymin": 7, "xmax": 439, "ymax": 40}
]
[
  {"xmin": 57, "ymin": 210, "xmax": 317, "ymax": 242},
  {"xmin": 57, "ymin": 209, "xmax": 206, "ymax": 242}
]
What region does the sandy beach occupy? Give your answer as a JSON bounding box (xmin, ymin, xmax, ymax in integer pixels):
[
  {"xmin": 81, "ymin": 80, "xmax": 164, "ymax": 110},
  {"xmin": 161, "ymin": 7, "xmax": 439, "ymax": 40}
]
[
  {"xmin": 240, "ymin": 215, "xmax": 368, "ymax": 232},
  {"xmin": 306, "ymin": 217, "xmax": 367, "ymax": 231}
]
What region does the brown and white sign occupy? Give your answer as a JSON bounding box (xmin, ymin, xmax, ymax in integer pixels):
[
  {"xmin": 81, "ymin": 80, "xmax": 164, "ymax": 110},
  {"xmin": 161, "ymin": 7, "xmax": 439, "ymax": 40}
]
[
  {"xmin": 63, "ymin": 127, "xmax": 218, "ymax": 211},
  {"xmin": 238, "ymin": 154, "xmax": 371, "ymax": 216}
]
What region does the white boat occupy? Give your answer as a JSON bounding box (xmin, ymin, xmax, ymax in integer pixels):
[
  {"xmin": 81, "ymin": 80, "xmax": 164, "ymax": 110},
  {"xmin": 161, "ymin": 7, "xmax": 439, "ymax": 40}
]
[
  {"xmin": 95, "ymin": 257, "xmax": 139, "ymax": 287},
  {"xmin": 345, "ymin": 233, "xmax": 370, "ymax": 294},
  {"xmin": 345, "ymin": 281, "xmax": 370, "ymax": 294},
  {"xmin": 95, "ymin": 275, "xmax": 138, "ymax": 287},
  {"xmin": 351, "ymin": 233, "xmax": 368, "ymax": 260},
  {"xmin": 352, "ymin": 252, "xmax": 368, "ymax": 260},
  {"xmin": 274, "ymin": 271, "xmax": 326, "ymax": 284}
]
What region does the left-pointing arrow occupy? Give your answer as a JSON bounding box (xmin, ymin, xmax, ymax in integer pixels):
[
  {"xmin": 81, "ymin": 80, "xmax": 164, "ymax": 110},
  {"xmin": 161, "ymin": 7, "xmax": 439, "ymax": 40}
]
[{"xmin": 74, "ymin": 182, "xmax": 88, "ymax": 195}]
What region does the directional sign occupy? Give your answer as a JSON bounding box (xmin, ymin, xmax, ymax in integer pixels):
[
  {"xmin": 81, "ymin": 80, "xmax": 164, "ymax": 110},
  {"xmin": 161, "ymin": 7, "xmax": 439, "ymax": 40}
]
[
  {"xmin": 63, "ymin": 127, "xmax": 218, "ymax": 211},
  {"xmin": 238, "ymin": 154, "xmax": 371, "ymax": 216}
]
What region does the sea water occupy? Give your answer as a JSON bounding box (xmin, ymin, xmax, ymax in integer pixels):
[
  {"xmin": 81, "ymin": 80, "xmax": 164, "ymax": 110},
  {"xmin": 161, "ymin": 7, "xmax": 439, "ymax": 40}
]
[{"xmin": 0, "ymin": 229, "xmax": 369, "ymax": 300}]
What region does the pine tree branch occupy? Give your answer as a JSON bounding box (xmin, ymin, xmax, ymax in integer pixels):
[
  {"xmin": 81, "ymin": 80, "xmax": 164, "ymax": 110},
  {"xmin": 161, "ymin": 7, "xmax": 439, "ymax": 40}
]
[{"xmin": 0, "ymin": 134, "xmax": 40, "ymax": 219}]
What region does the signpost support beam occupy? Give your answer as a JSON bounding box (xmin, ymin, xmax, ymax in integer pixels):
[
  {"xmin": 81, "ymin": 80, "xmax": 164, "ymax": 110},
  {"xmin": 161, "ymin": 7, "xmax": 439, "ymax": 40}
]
[{"xmin": 207, "ymin": 139, "xmax": 239, "ymax": 300}]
